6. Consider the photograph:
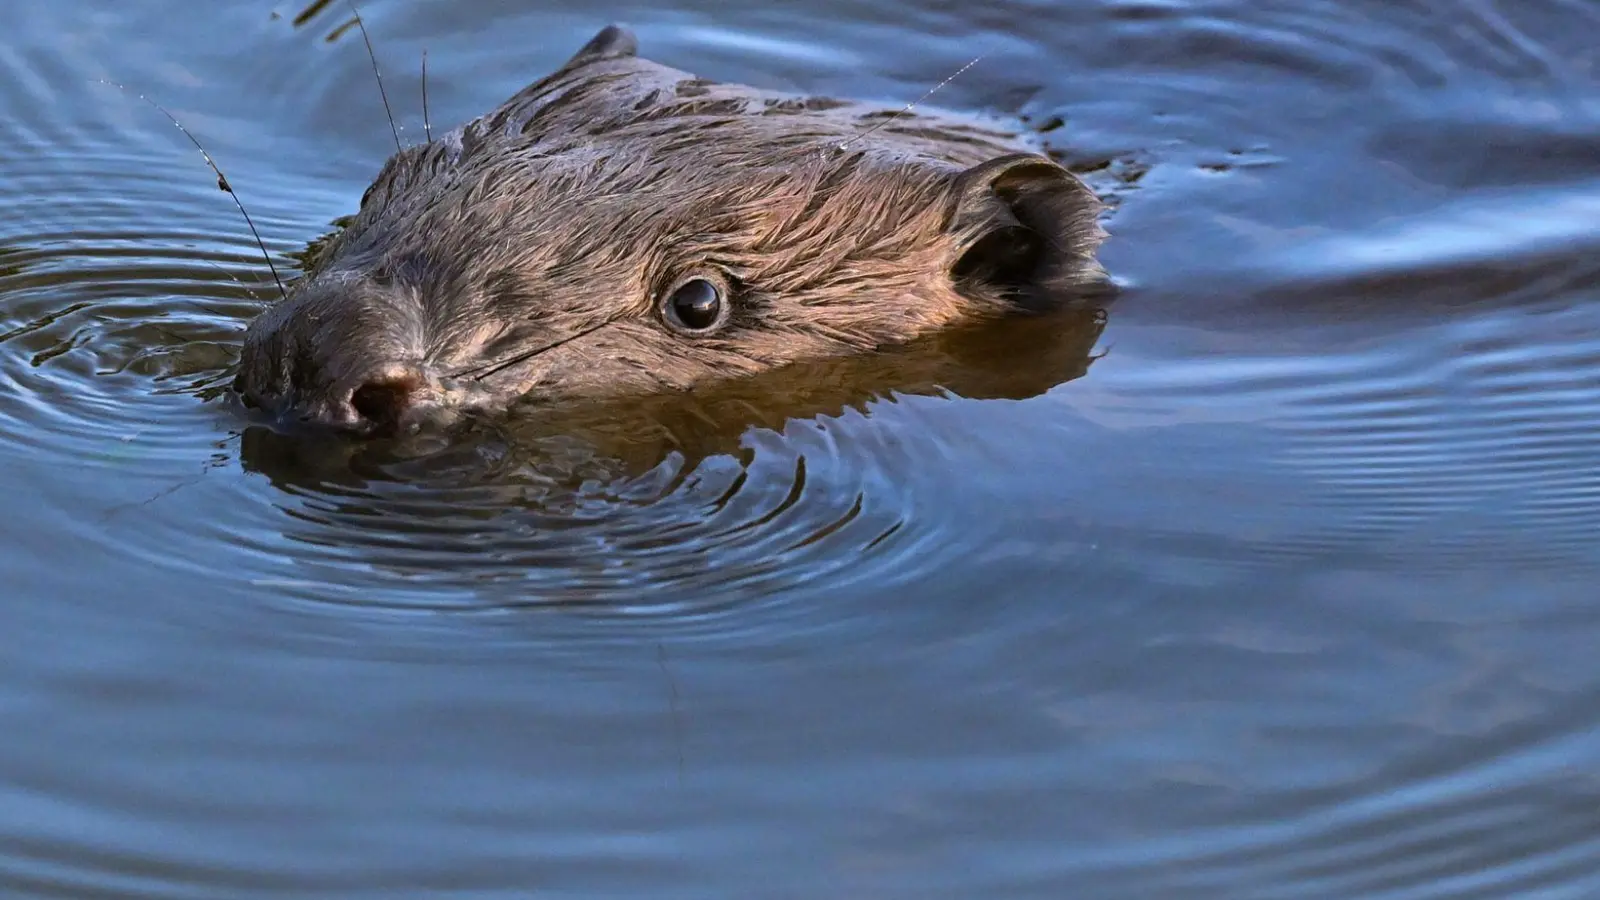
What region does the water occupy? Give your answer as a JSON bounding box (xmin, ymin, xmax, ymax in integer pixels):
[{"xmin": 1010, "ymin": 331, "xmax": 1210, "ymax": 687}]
[{"xmin": 3, "ymin": 0, "xmax": 1599, "ymax": 896}]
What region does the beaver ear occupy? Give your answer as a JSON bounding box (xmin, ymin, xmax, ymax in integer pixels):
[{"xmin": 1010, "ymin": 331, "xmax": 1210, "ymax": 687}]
[
  {"xmin": 947, "ymin": 153, "xmax": 1107, "ymax": 307},
  {"xmin": 565, "ymin": 24, "xmax": 639, "ymax": 66}
]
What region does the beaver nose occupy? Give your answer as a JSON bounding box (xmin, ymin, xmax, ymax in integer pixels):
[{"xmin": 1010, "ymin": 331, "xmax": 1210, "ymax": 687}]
[
  {"xmin": 331, "ymin": 362, "xmax": 431, "ymax": 434},
  {"xmin": 347, "ymin": 365, "xmax": 425, "ymax": 431}
]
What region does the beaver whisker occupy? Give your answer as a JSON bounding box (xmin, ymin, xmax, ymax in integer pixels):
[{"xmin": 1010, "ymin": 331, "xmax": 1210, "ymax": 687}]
[
  {"xmin": 346, "ymin": 0, "xmax": 404, "ymax": 154},
  {"xmin": 194, "ymin": 258, "xmax": 269, "ymax": 309},
  {"xmin": 96, "ymin": 79, "xmax": 288, "ymax": 303},
  {"xmin": 455, "ymin": 319, "xmax": 618, "ymax": 382},
  {"xmin": 422, "ymin": 48, "xmax": 433, "ymax": 144},
  {"xmin": 837, "ymin": 54, "xmax": 984, "ymax": 153}
]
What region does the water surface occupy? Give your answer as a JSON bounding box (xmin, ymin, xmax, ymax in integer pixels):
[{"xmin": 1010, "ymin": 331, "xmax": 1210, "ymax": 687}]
[{"xmin": 3, "ymin": 0, "xmax": 1600, "ymax": 897}]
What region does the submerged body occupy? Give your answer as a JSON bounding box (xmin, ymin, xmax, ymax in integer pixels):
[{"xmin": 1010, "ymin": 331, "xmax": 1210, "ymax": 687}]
[{"xmin": 232, "ymin": 25, "xmax": 1110, "ymax": 436}]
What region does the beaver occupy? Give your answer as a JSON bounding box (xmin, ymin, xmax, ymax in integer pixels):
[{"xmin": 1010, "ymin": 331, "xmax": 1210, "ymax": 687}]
[{"xmin": 231, "ymin": 24, "xmax": 1110, "ymax": 437}]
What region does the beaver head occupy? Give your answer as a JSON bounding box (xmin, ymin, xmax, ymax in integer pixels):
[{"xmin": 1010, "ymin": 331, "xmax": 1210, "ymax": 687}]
[{"xmin": 233, "ymin": 25, "xmax": 1109, "ymax": 436}]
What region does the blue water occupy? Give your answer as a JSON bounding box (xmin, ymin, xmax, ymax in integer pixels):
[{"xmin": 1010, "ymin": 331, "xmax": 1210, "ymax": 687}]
[{"xmin": 3, "ymin": 1, "xmax": 1600, "ymax": 896}]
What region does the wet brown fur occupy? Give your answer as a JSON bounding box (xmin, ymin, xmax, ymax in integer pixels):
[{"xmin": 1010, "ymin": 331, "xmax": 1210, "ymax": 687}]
[{"xmin": 233, "ymin": 25, "xmax": 1110, "ymax": 435}]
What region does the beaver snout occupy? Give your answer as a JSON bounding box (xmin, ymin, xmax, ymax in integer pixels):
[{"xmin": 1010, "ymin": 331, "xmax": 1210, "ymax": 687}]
[{"xmin": 232, "ymin": 279, "xmax": 476, "ymax": 437}]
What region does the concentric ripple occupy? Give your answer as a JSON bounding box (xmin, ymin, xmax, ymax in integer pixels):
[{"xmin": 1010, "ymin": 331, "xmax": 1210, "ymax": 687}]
[{"xmin": 232, "ymin": 412, "xmax": 932, "ymax": 631}]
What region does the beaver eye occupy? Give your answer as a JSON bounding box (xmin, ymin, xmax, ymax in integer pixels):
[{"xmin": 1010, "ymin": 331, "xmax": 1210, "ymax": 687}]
[{"xmin": 661, "ymin": 277, "xmax": 725, "ymax": 333}]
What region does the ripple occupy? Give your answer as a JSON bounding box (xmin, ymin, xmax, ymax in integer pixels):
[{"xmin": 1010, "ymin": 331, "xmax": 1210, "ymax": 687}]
[
  {"xmin": 193, "ymin": 306, "xmax": 1101, "ymax": 643},
  {"xmin": 1084, "ymin": 0, "xmax": 1600, "ymax": 92},
  {"xmin": 0, "ymin": 73, "xmax": 325, "ymax": 472},
  {"xmin": 1080, "ymin": 283, "xmax": 1600, "ymax": 579},
  {"xmin": 190, "ymin": 387, "xmax": 1051, "ymax": 649},
  {"xmin": 1075, "ymin": 683, "xmax": 1600, "ymax": 898}
]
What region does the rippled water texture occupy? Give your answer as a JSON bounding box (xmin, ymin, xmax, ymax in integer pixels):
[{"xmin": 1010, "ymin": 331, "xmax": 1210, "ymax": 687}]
[{"xmin": 3, "ymin": 1, "xmax": 1599, "ymax": 897}]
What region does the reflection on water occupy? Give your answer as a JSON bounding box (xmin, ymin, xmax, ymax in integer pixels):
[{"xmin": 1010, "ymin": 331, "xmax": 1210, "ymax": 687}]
[{"xmin": 2, "ymin": 0, "xmax": 1600, "ymax": 896}]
